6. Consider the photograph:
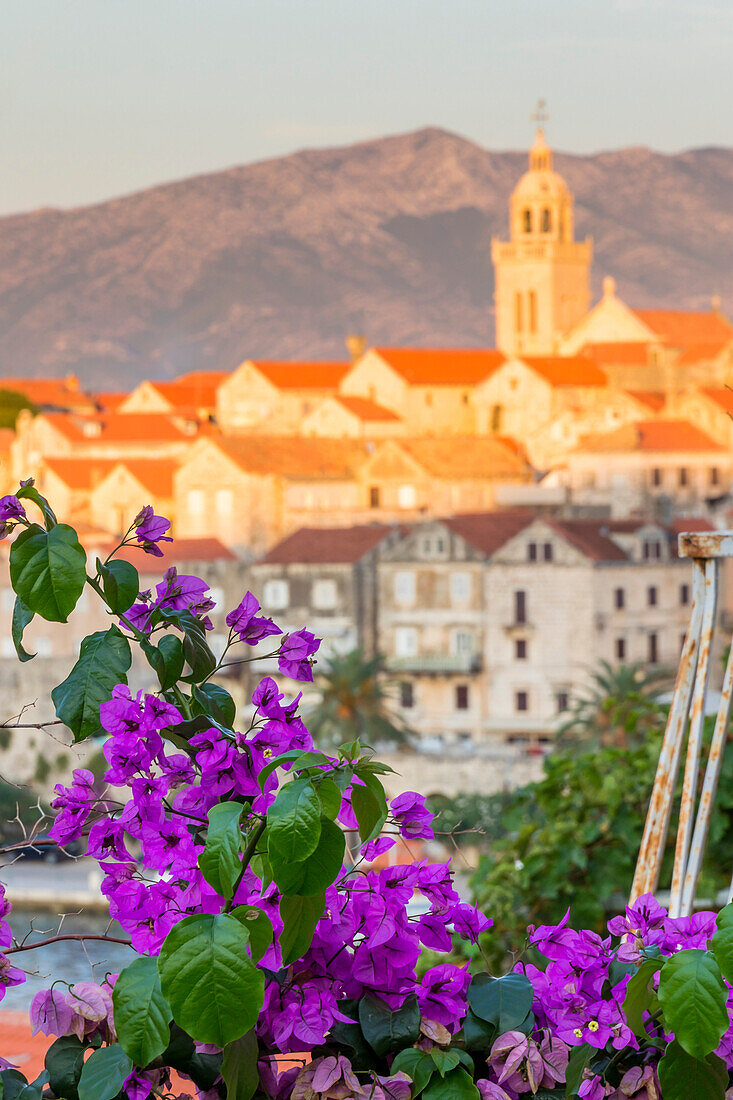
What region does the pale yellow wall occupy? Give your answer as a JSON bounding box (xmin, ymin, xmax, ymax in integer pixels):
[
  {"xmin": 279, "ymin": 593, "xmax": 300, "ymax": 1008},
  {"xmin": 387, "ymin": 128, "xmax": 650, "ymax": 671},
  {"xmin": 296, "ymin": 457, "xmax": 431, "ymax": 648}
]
[
  {"xmin": 119, "ymin": 383, "xmax": 171, "ymax": 414},
  {"xmin": 11, "ymin": 414, "xmax": 73, "ymax": 482},
  {"xmin": 474, "ymin": 360, "xmax": 555, "ymax": 438},
  {"xmin": 300, "ymin": 399, "xmax": 403, "ymax": 439},
  {"xmin": 90, "ymin": 468, "xmax": 175, "ymax": 536},
  {"xmin": 667, "ymin": 391, "xmax": 733, "ymax": 446},
  {"xmin": 217, "ymin": 362, "xmax": 333, "ymax": 434},
  {"xmin": 561, "ymin": 289, "xmax": 654, "ymax": 354},
  {"xmin": 339, "ymin": 351, "xmax": 408, "ymax": 413}
]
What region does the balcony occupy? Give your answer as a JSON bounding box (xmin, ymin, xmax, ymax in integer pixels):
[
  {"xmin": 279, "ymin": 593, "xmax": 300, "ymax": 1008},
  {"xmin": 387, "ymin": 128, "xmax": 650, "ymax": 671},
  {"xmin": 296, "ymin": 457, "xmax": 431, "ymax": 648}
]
[{"xmin": 387, "ymin": 653, "xmax": 483, "ymax": 675}]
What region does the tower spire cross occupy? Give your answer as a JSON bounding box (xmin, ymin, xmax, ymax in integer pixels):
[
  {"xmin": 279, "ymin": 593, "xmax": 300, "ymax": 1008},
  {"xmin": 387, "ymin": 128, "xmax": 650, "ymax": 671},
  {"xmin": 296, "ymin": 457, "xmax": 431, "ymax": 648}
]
[{"xmin": 531, "ymin": 98, "xmax": 549, "ymax": 129}]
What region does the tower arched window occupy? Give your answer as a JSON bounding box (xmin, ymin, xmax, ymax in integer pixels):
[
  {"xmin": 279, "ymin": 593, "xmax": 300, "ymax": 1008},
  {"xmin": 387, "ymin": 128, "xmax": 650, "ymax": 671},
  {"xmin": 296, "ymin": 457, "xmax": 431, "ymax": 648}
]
[
  {"xmin": 541, "ymin": 208, "xmax": 552, "ymax": 233},
  {"xmin": 515, "ymin": 292, "xmax": 524, "ymax": 333},
  {"xmin": 522, "ymin": 208, "xmax": 532, "ymax": 234},
  {"xmin": 528, "ymin": 291, "xmax": 537, "ymax": 334}
]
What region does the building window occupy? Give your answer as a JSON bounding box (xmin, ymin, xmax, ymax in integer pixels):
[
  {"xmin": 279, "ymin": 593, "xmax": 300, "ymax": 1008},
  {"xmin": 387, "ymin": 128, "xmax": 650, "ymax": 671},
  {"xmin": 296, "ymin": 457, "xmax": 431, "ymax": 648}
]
[
  {"xmin": 515, "ymin": 291, "xmax": 524, "ymax": 333},
  {"xmin": 397, "ymin": 484, "xmax": 417, "ymax": 509},
  {"xmin": 490, "ymin": 404, "xmax": 503, "ymax": 433},
  {"xmin": 680, "ymin": 583, "xmax": 690, "ymax": 606},
  {"xmin": 263, "ymin": 579, "xmax": 289, "ymax": 609},
  {"xmin": 527, "ymin": 542, "xmax": 537, "ymax": 562},
  {"xmin": 394, "ymin": 627, "xmax": 418, "ymax": 658},
  {"xmin": 369, "ymin": 486, "xmax": 380, "ymax": 509},
  {"xmin": 710, "ymin": 466, "xmax": 720, "ymax": 487},
  {"xmin": 528, "ymin": 290, "xmax": 537, "ymax": 334},
  {"xmin": 461, "ymin": 392, "xmax": 469, "ymax": 405},
  {"xmin": 515, "ymin": 638, "xmax": 527, "ymax": 660},
  {"xmin": 215, "ymin": 488, "xmax": 234, "ymax": 515},
  {"xmin": 679, "ymin": 467, "xmax": 688, "ymax": 488},
  {"xmin": 514, "ymin": 590, "xmax": 527, "ymax": 624},
  {"xmin": 556, "ymin": 691, "xmax": 569, "ymax": 713},
  {"xmin": 449, "ymin": 571, "xmax": 471, "ymax": 603},
  {"xmin": 522, "ymin": 208, "xmax": 532, "ymax": 233},
  {"xmin": 541, "ymin": 208, "xmax": 552, "ymax": 233},
  {"xmin": 188, "ymin": 489, "xmax": 206, "ymax": 515},
  {"xmin": 643, "ymin": 540, "xmax": 662, "ymax": 561},
  {"xmin": 312, "ymin": 579, "xmax": 338, "ymax": 610},
  {"xmin": 648, "ymin": 585, "xmax": 658, "ymax": 607},
  {"xmin": 435, "ymin": 537, "xmax": 445, "ymax": 553},
  {"xmin": 455, "ymin": 685, "xmax": 470, "ymax": 710},
  {"xmin": 394, "ymin": 571, "xmax": 416, "ymax": 605},
  {"xmin": 400, "ymin": 681, "xmax": 414, "ymax": 708},
  {"xmin": 648, "ymin": 632, "xmax": 659, "ymax": 664},
  {"xmin": 515, "ymin": 690, "xmax": 528, "ymax": 713},
  {"xmin": 452, "ymin": 630, "xmax": 475, "ymax": 655},
  {"xmin": 615, "ymin": 637, "xmax": 626, "ymax": 661},
  {"xmin": 543, "ymin": 542, "xmax": 553, "ymax": 562},
  {"xmin": 651, "ymin": 468, "xmax": 663, "ymax": 488},
  {"xmin": 614, "ymin": 588, "xmax": 625, "ymax": 610}
]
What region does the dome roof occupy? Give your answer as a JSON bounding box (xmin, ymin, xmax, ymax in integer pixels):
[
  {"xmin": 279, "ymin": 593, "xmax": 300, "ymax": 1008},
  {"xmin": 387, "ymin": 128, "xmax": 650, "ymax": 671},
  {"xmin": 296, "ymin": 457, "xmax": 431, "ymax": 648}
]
[{"xmin": 511, "ymin": 129, "xmax": 570, "ymax": 204}]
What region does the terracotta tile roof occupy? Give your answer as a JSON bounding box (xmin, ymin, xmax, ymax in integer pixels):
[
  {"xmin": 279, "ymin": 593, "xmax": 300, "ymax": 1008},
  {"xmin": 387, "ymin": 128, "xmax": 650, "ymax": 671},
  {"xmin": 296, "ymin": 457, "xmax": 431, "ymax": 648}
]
[
  {"xmin": 42, "ymin": 412, "xmax": 190, "ymax": 444},
  {"xmin": 668, "ymin": 516, "xmax": 715, "ymax": 535},
  {"xmin": 548, "ymin": 520, "xmax": 629, "ymax": 562},
  {"xmin": 211, "ymin": 436, "xmax": 369, "ymax": 479},
  {"xmin": 700, "ymin": 387, "xmax": 733, "ymax": 414},
  {"xmin": 400, "ymin": 437, "xmax": 531, "ymax": 479},
  {"xmin": 260, "ymin": 524, "xmax": 395, "ymax": 564},
  {"xmin": 41, "ymin": 457, "xmax": 118, "ymax": 490},
  {"xmin": 678, "ymin": 342, "xmax": 731, "ymax": 366},
  {"xmin": 102, "ymin": 459, "xmax": 178, "ymax": 498},
  {"xmin": 373, "ymin": 348, "xmax": 505, "ymax": 385},
  {"xmin": 110, "ymin": 538, "xmax": 236, "ymax": 567},
  {"xmin": 333, "ymin": 396, "xmax": 401, "ymax": 422},
  {"xmin": 520, "ymin": 356, "xmax": 607, "ymax": 387},
  {"xmin": 147, "ymin": 380, "xmax": 221, "ymax": 408},
  {"xmin": 0, "ymin": 376, "xmax": 94, "ymax": 410},
  {"xmin": 580, "ymin": 342, "xmax": 651, "ymax": 365},
  {"xmin": 633, "ymin": 309, "xmax": 733, "ymax": 349},
  {"xmin": 178, "ymin": 370, "xmax": 229, "ymax": 387},
  {"xmin": 94, "ymin": 392, "xmax": 129, "ymax": 412},
  {"xmin": 579, "ymin": 419, "xmax": 725, "ymax": 453},
  {"xmin": 626, "ymin": 391, "xmax": 666, "ymax": 411},
  {"xmin": 249, "ymin": 360, "xmax": 350, "ymax": 390},
  {"xmin": 444, "ymin": 511, "xmax": 630, "ymax": 562},
  {"xmin": 442, "ymin": 511, "xmax": 534, "ymax": 555}
]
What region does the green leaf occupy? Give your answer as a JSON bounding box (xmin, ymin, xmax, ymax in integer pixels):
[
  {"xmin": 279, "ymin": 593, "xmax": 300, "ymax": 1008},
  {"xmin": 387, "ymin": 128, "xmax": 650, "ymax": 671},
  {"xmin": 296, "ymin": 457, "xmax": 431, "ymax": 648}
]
[
  {"xmin": 193, "ymin": 682, "xmax": 236, "ymax": 728},
  {"xmin": 221, "ymin": 1030, "xmax": 259, "ymax": 1100},
  {"xmin": 112, "ymin": 955, "xmax": 173, "ymax": 1066},
  {"xmin": 467, "ymin": 972, "xmax": 534, "ymax": 1032},
  {"xmin": 270, "ymin": 816, "xmax": 345, "ymax": 896},
  {"xmin": 158, "ymin": 912, "xmax": 264, "ymax": 1047},
  {"xmin": 351, "ymin": 777, "xmax": 387, "ymax": 844},
  {"xmin": 710, "ymin": 903, "xmax": 733, "ymax": 984},
  {"xmin": 77, "ymin": 1044, "xmax": 132, "ymax": 1100},
  {"xmin": 98, "ymin": 558, "xmax": 139, "ymax": 614},
  {"xmin": 267, "ymin": 778, "xmax": 322, "ymax": 864},
  {"xmin": 230, "ymin": 905, "xmax": 274, "ymax": 963},
  {"xmin": 198, "ymin": 801, "xmax": 243, "ymax": 901},
  {"xmin": 390, "ymin": 1049, "xmax": 436, "ymax": 1095},
  {"xmin": 429, "ymin": 1050, "xmax": 460, "ymax": 1076},
  {"xmin": 279, "ymin": 893, "xmax": 326, "ymax": 965},
  {"xmin": 317, "ymin": 776, "xmax": 343, "ymax": 819},
  {"xmin": 423, "ymin": 1066, "xmax": 479, "ymax": 1099},
  {"xmin": 358, "ymin": 992, "xmax": 420, "ymax": 1057},
  {"xmin": 658, "ymin": 949, "xmax": 729, "ymax": 1059},
  {"xmin": 51, "ymin": 626, "xmax": 132, "ymax": 741},
  {"xmin": 11, "ymin": 596, "xmax": 35, "ymax": 662},
  {"xmin": 0, "ymin": 1070, "xmax": 30, "ymax": 1100},
  {"xmin": 657, "ymin": 1041, "xmax": 728, "ymax": 1100},
  {"xmin": 16, "ymin": 482, "xmax": 57, "ymax": 528},
  {"xmin": 144, "ymin": 633, "xmax": 185, "ymax": 692},
  {"xmin": 564, "ymin": 1042, "xmax": 593, "ymax": 1098},
  {"xmin": 622, "ymin": 957, "xmax": 664, "ymax": 1037},
  {"xmin": 460, "ymin": 1007, "xmax": 497, "ymax": 1052},
  {"xmin": 10, "ymin": 523, "xmax": 86, "ymax": 622},
  {"xmin": 45, "ymin": 1035, "xmax": 86, "ymax": 1100}
]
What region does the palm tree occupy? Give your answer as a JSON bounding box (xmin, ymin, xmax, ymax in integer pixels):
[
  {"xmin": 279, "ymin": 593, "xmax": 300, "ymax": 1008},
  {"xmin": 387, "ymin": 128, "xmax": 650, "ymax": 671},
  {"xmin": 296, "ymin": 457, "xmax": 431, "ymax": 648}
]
[
  {"xmin": 555, "ymin": 660, "xmax": 670, "ymax": 752},
  {"xmin": 306, "ymin": 649, "xmax": 415, "ymax": 751}
]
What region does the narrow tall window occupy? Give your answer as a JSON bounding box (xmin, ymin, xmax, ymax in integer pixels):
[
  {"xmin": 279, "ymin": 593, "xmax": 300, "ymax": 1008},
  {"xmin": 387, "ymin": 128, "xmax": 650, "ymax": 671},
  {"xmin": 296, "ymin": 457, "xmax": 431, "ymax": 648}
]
[
  {"xmin": 369, "ymin": 486, "xmax": 380, "ymax": 509},
  {"xmin": 615, "ymin": 637, "xmax": 626, "ymax": 661},
  {"xmin": 400, "ymin": 681, "xmax": 414, "ymax": 709},
  {"xmin": 679, "ymin": 467, "xmax": 688, "ymax": 488},
  {"xmin": 455, "ymin": 685, "xmax": 469, "ymax": 710},
  {"xmin": 528, "ymin": 291, "xmax": 538, "ymax": 334},
  {"xmin": 680, "ymin": 583, "xmax": 690, "ymax": 606},
  {"xmin": 514, "ymin": 590, "xmax": 527, "ymax": 624},
  {"xmin": 648, "ymin": 586, "xmax": 658, "ymax": 607},
  {"xmin": 515, "ymin": 639, "xmax": 528, "ymax": 660},
  {"xmin": 541, "ymin": 208, "xmax": 552, "ymax": 233},
  {"xmin": 710, "ymin": 466, "xmax": 720, "ymax": 487},
  {"xmin": 515, "ymin": 691, "xmax": 528, "ymax": 713},
  {"xmin": 527, "ymin": 542, "xmax": 537, "ymax": 562},
  {"xmin": 614, "ymin": 588, "xmax": 625, "ymax": 610},
  {"xmin": 491, "ymin": 404, "xmax": 503, "ymax": 433},
  {"xmin": 543, "ymin": 542, "xmax": 553, "ymax": 562},
  {"xmin": 515, "ymin": 292, "xmax": 524, "ymax": 333},
  {"xmin": 648, "ymin": 632, "xmax": 659, "ymax": 664},
  {"xmin": 522, "ymin": 208, "xmax": 532, "ymax": 233},
  {"xmin": 651, "ymin": 468, "xmax": 662, "ymax": 488}
]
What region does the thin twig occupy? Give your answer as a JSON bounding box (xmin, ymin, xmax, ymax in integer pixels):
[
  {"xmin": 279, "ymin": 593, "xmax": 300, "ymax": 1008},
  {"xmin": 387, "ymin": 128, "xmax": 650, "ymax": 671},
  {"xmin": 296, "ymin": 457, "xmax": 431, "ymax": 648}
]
[{"xmin": 6, "ymin": 933, "xmax": 133, "ymax": 955}]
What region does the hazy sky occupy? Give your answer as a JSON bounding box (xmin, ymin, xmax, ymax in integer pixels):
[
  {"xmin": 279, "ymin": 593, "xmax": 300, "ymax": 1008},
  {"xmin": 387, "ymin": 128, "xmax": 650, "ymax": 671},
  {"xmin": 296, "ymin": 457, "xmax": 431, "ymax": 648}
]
[{"xmin": 3, "ymin": 0, "xmax": 731, "ymax": 215}]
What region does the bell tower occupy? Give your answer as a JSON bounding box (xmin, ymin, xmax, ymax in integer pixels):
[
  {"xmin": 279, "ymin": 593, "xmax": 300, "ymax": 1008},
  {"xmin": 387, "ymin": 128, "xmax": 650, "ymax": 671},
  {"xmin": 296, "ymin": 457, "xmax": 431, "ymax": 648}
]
[{"xmin": 492, "ymin": 103, "xmax": 592, "ymax": 356}]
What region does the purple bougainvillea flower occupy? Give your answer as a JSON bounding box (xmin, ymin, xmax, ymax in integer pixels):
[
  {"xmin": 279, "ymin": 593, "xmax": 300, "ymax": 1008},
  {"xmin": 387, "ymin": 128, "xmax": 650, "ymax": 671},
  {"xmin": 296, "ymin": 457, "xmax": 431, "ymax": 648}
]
[
  {"xmin": 278, "ymin": 628, "xmax": 321, "ymax": 681},
  {"xmin": 226, "ymin": 591, "xmax": 281, "ymax": 645},
  {"xmin": 134, "ymin": 505, "xmax": 173, "ymax": 556},
  {"xmin": 30, "ymin": 988, "xmax": 74, "ymax": 1037},
  {"xmin": 0, "ymin": 495, "xmax": 25, "ymax": 522},
  {"xmin": 390, "ymin": 791, "xmax": 434, "ymax": 839}
]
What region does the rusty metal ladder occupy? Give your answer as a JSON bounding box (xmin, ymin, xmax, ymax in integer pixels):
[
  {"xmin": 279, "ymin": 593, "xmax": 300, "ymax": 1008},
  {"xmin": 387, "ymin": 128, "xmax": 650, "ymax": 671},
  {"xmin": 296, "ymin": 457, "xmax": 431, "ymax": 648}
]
[{"xmin": 631, "ymin": 531, "xmax": 733, "ymax": 917}]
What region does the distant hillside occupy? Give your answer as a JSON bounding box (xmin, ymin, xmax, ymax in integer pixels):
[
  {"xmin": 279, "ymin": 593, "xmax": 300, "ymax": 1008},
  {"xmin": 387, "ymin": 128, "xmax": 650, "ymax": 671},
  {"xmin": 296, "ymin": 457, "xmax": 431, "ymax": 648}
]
[{"xmin": 0, "ymin": 128, "xmax": 731, "ymax": 386}]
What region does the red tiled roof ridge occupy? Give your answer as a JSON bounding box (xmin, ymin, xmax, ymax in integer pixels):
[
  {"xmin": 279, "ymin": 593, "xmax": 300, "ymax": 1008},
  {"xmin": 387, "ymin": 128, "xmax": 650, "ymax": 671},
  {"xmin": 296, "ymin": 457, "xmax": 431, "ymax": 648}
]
[
  {"xmin": 260, "ymin": 523, "xmax": 396, "ymax": 564},
  {"xmin": 519, "ymin": 355, "xmax": 607, "ymax": 386},
  {"xmin": 332, "ymin": 395, "xmax": 401, "ymax": 421},
  {"xmin": 577, "ymin": 419, "xmax": 724, "ymax": 453},
  {"xmin": 372, "ymin": 347, "xmax": 506, "ymax": 385}
]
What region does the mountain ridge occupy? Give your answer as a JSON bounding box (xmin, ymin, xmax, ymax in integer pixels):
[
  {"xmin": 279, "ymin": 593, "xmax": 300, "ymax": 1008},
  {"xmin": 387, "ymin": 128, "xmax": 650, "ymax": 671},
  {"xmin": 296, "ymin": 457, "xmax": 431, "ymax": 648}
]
[{"xmin": 0, "ymin": 126, "xmax": 730, "ymax": 386}]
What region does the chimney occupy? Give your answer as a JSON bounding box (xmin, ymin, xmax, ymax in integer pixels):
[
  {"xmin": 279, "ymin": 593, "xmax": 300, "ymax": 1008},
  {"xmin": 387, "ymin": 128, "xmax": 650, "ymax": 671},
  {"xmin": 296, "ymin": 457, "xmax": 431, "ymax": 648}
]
[{"xmin": 346, "ymin": 335, "xmax": 367, "ymax": 362}]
